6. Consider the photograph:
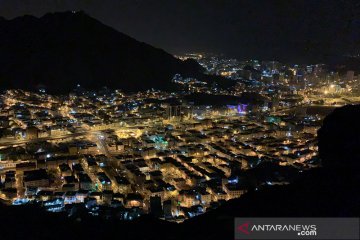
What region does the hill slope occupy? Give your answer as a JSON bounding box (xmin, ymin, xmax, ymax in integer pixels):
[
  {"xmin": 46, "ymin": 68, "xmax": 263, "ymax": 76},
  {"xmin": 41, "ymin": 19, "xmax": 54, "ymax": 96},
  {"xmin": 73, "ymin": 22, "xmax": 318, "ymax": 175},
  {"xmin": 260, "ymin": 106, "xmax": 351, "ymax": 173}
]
[{"xmin": 0, "ymin": 11, "xmax": 203, "ymax": 92}]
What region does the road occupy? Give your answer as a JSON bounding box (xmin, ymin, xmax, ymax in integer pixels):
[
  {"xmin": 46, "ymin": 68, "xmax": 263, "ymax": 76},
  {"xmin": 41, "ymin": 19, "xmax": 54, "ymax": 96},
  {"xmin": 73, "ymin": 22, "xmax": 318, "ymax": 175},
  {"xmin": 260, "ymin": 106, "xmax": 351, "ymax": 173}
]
[{"xmin": 0, "ymin": 130, "xmax": 107, "ymax": 148}]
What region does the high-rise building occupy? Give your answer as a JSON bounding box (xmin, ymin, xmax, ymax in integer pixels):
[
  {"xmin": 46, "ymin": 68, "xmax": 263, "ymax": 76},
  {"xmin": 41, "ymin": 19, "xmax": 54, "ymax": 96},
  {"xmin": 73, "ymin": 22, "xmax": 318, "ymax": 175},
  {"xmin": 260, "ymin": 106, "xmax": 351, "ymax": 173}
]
[
  {"xmin": 166, "ymin": 104, "xmax": 182, "ymax": 120},
  {"xmin": 346, "ymin": 70, "xmax": 355, "ymax": 82},
  {"xmin": 150, "ymin": 196, "xmax": 163, "ymax": 218},
  {"xmin": 163, "ymin": 200, "xmax": 173, "ymax": 220}
]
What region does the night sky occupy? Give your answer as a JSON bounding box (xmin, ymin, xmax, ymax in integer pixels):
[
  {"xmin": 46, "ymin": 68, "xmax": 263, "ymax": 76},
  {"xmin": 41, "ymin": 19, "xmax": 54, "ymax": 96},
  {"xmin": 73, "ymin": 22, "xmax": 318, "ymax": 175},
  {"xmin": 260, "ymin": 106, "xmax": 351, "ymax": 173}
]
[{"xmin": 1, "ymin": 0, "xmax": 359, "ymax": 62}]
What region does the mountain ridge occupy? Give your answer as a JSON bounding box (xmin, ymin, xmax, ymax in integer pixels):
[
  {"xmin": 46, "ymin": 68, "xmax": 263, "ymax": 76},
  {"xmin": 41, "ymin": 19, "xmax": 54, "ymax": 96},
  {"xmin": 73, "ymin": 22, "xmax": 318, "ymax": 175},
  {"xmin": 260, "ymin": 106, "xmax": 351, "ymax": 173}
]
[{"xmin": 0, "ymin": 11, "xmax": 204, "ymax": 93}]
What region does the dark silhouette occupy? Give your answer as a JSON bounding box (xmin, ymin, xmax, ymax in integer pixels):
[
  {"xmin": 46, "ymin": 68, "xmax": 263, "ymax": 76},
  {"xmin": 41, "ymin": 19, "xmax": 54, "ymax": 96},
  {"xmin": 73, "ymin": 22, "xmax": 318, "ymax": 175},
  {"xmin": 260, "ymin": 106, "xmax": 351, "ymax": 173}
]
[
  {"xmin": 318, "ymin": 104, "xmax": 360, "ymax": 169},
  {"xmin": 0, "ymin": 1, "xmax": 359, "ymax": 64},
  {"xmin": 0, "ymin": 11, "xmax": 205, "ymax": 93}
]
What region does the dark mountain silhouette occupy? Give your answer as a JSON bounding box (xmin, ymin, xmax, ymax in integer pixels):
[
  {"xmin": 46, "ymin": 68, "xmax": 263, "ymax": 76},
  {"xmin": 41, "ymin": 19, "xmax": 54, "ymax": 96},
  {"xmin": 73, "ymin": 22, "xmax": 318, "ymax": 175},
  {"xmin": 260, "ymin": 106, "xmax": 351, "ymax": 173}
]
[
  {"xmin": 318, "ymin": 104, "xmax": 360, "ymax": 169},
  {"xmin": 1, "ymin": 104, "xmax": 359, "ymax": 240},
  {"xmin": 0, "ymin": 11, "xmax": 206, "ymax": 93}
]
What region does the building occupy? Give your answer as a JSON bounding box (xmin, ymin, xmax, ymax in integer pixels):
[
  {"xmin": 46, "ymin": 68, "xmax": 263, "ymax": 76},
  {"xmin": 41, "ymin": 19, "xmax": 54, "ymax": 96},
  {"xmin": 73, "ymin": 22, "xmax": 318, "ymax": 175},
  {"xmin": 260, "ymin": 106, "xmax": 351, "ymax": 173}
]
[
  {"xmin": 163, "ymin": 199, "xmax": 173, "ymax": 220},
  {"xmin": 23, "ymin": 169, "xmax": 50, "ymax": 188},
  {"xmin": 26, "ymin": 126, "xmax": 39, "ymax": 140},
  {"xmin": 346, "ymin": 70, "xmax": 355, "ymax": 82},
  {"xmin": 166, "ymin": 104, "xmax": 182, "ymax": 120},
  {"xmin": 150, "ymin": 196, "xmax": 163, "ymax": 218},
  {"xmin": 223, "ymin": 183, "xmax": 247, "ymax": 200}
]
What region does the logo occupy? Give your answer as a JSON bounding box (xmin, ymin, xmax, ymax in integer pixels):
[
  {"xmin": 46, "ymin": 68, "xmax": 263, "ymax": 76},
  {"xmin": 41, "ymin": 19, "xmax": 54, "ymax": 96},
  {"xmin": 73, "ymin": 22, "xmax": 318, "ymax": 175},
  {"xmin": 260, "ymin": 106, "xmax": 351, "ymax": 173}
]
[
  {"xmin": 237, "ymin": 222, "xmax": 250, "ymax": 235},
  {"xmin": 235, "ymin": 218, "xmax": 360, "ymax": 239},
  {"xmin": 236, "ymin": 222, "xmax": 317, "ymax": 236}
]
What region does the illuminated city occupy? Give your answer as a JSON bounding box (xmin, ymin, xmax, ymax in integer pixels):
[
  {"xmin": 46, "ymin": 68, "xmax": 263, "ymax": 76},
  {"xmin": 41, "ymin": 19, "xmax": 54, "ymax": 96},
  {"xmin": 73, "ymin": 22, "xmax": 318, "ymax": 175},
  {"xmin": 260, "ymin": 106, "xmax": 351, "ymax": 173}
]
[
  {"xmin": 0, "ymin": 1, "xmax": 359, "ymax": 240},
  {"xmin": 1, "ymin": 53, "xmax": 359, "ymax": 219}
]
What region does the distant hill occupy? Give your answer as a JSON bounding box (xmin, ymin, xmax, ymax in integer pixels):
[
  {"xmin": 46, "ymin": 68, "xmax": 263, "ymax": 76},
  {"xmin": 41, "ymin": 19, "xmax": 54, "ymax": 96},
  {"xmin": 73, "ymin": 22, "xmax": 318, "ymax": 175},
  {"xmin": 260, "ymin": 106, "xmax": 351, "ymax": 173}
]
[{"xmin": 0, "ymin": 11, "xmax": 205, "ymax": 93}]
